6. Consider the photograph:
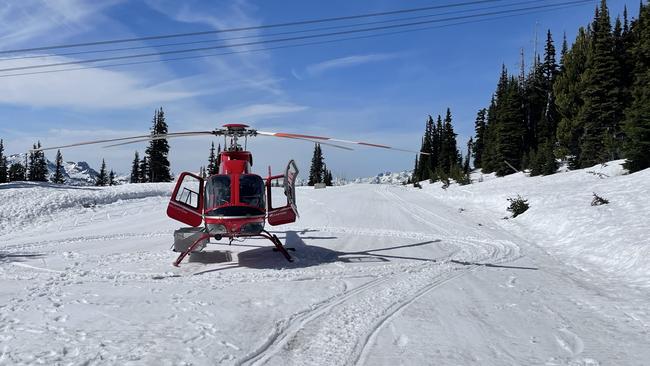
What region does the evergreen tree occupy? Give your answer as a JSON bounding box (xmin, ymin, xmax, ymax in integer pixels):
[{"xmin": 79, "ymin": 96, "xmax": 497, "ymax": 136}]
[
  {"xmin": 308, "ymin": 143, "xmax": 324, "ymax": 185},
  {"xmin": 481, "ymin": 97, "xmax": 499, "ymax": 173},
  {"xmin": 0, "ymin": 139, "xmax": 7, "ymax": 184},
  {"xmin": 145, "ymin": 108, "xmax": 172, "ymax": 182},
  {"xmin": 27, "ymin": 145, "xmax": 36, "ymax": 181},
  {"xmin": 96, "ymin": 159, "xmax": 108, "ymax": 186},
  {"xmin": 555, "ymin": 27, "xmax": 591, "ymax": 165},
  {"xmin": 130, "ymin": 151, "xmax": 141, "ymax": 183},
  {"xmin": 578, "ymin": 1, "xmax": 625, "ymax": 166},
  {"xmin": 623, "ymin": 1, "xmax": 650, "ymax": 172},
  {"xmin": 412, "ymin": 155, "xmax": 419, "ymax": 182},
  {"xmin": 533, "ymin": 30, "xmax": 560, "ymax": 176},
  {"xmin": 52, "ymin": 150, "xmax": 66, "ymax": 184},
  {"xmin": 464, "ymin": 138, "xmax": 473, "ymax": 174},
  {"xmin": 438, "ymin": 108, "xmax": 459, "ymax": 175},
  {"xmin": 28, "ymin": 142, "xmax": 48, "ymax": 182},
  {"xmin": 323, "ymin": 165, "xmax": 333, "ymax": 186},
  {"xmin": 8, "ymin": 163, "xmax": 26, "ymax": 181},
  {"xmin": 495, "ymin": 76, "xmax": 526, "ymax": 176},
  {"xmin": 561, "ymin": 32, "xmax": 569, "ymax": 61},
  {"xmin": 109, "ymin": 170, "xmax": 116, "ymax": 186},
  {"xmin": 523, "ymin": 59, "xmax": 546, "ymax": 155},
  {"xmin": 472, "ymin": 109, "xmax": 487, "ymax": 168},
  {"xmin": 139, "ymin": 156, "xmax": 150, "ymax": 183},
  {"xmin": 416, "ymin": 115, "xmax": 435, "ymax": 181},
  {"xmin": 207, "ymin": 142, "xmax": 219, "ymax": 175}
]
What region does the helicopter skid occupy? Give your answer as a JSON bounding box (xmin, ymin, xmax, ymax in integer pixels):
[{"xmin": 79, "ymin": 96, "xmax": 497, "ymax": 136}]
[{"xmin": 172, "ymin": 230, "xmax": 294, "ymax": 266}]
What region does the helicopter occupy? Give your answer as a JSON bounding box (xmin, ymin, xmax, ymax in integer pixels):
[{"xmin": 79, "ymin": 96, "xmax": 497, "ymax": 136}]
[{"xmin": 35, "ymin": 123, "xmax": 427, "ymax": 266}]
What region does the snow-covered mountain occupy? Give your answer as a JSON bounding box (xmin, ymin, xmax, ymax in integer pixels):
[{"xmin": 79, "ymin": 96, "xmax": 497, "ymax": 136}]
[
  {"xmin": 353, "ymin": 170, "xmax": 412, "ymax": 185},
  {"xmin": 7, "ymin": 154, "xmax": 100, "ymax": 185}
]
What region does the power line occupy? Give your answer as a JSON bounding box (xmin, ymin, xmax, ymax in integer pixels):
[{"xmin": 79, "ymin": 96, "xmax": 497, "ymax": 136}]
[
  {"xmin": 0, "ymin": 1, "xmax": 594, "ymax": 79},
  {"xmin": 0, "ymin": 0, "xmax": 502, "ymax": 55},
  {"xmin": 0, "ymin": 0, "xmax": 595, "ymax": 74},
  {"xmin": 0, "ymin": 0, "xmax": 546, "ymax": 62}
]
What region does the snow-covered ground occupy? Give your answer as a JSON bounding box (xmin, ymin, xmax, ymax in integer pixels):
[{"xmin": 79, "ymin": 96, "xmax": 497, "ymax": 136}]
[{"xmin": 0, "ymin": 161, "xmax": 648, "ymax": 365}]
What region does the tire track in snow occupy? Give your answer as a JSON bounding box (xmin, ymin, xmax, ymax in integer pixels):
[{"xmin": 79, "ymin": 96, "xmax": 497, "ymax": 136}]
[
  {"xmin": 236, "ymin": 274, "xmax": 395, "ymax": 366},
  {"xmin": 237, "ymin": 186, "xmax": 521, "ymax": 365},
  {"xmin": 241, "ymin": 260, "xmax": 480, "ymax": 366}
]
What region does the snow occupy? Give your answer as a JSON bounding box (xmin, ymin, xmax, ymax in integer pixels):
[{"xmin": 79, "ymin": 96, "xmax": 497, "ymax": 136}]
[
  {"xmin": 0, "ymin": 161, "xmax": 649, "ymax": 365},
  {"xmin": 7, "ymin": 154, "xmax": 103, "ymax": 186},
  {"xmin": 353, "ymin": 170, "xmax": 412, "ymax": 185}
]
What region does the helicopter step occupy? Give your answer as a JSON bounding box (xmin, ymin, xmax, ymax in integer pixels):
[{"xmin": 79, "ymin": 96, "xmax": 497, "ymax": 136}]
[{"xmin": 262, "ymin": 231, "xmax": 294, "ymax": 262}]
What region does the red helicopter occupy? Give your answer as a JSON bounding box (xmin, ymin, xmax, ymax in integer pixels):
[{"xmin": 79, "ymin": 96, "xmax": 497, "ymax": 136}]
[{"xmin": 35, "ymin": 123, "xmax": 426, "ymax": 266}]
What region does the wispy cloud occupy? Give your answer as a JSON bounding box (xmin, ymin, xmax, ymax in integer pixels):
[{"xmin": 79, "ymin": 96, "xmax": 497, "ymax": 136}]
[
  {"xmin": 212, "ymin": 103, "xmax": 308, "ymax": 122},
  {"xmin": 0, "ymin": 0, "xmax": 119, "ymax": 49},
  {"xmin": 304, "ymin": 53, "xmax": 400, "ymax": 77},
  {"xmin": 144, "ymin": 0, "xmax": 284, "ymax": 96},
  {"xmin": 0, "ymin": 57, "xmax": 203, "ymax": 109}
]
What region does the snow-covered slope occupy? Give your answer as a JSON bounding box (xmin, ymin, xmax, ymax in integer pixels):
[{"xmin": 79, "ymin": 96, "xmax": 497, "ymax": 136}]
[
  {"xmin": 7, "ymin": 154, "xmax": 101, "ymax": 185},
  {"xmin": 0, "ymin": 161, "xmax": 648, "ymax": 365},
  {"xmin": 420, "ymin": 160, "xmax": 650, "ymax": 287}
]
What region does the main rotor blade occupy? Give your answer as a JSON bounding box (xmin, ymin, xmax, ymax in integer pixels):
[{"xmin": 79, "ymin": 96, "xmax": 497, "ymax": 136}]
[
  {"xmin": 32, "ymin": 131, "xmax": 214, "ymax": 152},
  {"xmin": 103, "ymin": 132, "xmax": 214, "ymax": 148},
  {"xmin": 275, "ymin": 135, "xmax": 354, "ymax": 151},
  {"xmin": 257, "ymin": 130, "xmax": 429, "ymax": 155}
]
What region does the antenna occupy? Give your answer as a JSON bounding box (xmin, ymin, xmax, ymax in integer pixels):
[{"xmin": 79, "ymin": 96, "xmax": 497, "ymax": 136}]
[
  {"xmin": 519, "ymin": 47, "xmax": 525, "ymax": 85},
  {"xmin": 533, "ymin": 21, "xmax": 539, "ymax": 68}
]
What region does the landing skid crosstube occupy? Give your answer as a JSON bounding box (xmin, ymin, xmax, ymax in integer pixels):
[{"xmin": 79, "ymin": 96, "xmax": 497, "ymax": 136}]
[{"xmin": 172, "ymin": 230, "xmax": 294, "ymax": 267}]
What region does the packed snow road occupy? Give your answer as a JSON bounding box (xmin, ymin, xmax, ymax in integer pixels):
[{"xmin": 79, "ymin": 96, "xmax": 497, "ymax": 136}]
[{"xmin": 1, "ymin": 170, "xmax": 648, "ymax": 365}]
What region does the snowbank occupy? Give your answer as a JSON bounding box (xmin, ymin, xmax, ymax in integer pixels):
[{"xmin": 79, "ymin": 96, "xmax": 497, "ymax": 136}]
[
  {"xmin": 0, "ymin": 182, "xmax": 174, "ymax": 237},
  {"xmin": 419, "ymin": 161, "xmax": 650, "ymax": 287}
]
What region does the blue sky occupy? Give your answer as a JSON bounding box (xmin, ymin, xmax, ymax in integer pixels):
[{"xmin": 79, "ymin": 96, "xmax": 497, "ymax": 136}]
[{"xmin": 0, "ymin": 0, "xmax": 638, "ymax": 178}]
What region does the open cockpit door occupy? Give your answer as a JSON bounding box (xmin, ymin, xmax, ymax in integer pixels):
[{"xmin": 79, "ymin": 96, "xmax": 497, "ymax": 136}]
[
  {"xmin": 266, "ymin": 160, "xmax": 299, "ymax": 226},
  {"xmin": 284, "ymin": 159, "xmax": 299, "ymax": 218},
  {"xmin": 167, "ymin": 172, "xmax": 204, "ymax": 227}
]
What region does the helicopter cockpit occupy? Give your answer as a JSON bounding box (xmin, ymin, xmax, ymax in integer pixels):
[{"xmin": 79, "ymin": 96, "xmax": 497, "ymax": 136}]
[{"xmin": 204, "ymin": 174, "xmax": 265, "ymax": 217}]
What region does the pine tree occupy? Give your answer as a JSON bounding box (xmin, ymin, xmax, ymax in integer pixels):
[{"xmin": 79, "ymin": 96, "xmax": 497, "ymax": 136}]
[
  {"xmin": 481, "ymin": 97, "xmax": 499, "ymax": 173},
  {"xmin": 207, "ymin": 142, "xmax": 219, "ymax": 175},
  {"xmin": 533, "ymin": 30, "xmax": 560, "ymax": 176},
  {"xmin": 130, "ymin": 151, "xmax": 141, "ymax": 183},
  {"xmin": 623, "ymin": 1, "xmax": 650, "ymax": 172},
  {"xmin": 472, "ymin": 109, "xmax": 487, "ymax": 168},
  {"xmin": 323, "ymin": 165, "xmax": 333, "ymax": 186},
  {"xmin": 578, "ymin": 1, "xmax": 625, "ymax": 166},
  {"xmin": 438, "ymin": 108, "xmax": 459, "ymax": 175},
  {"xmin": 433, "ymin": 115, "xmax": 444, "ymax": 175},
  {"xmin": 412, "ymin": 155, "xmax": 419, "ymax": 182},
  {"xmin": 8, "ymin": 163, "xmax": 26, "ymax": 181},
  {"xmin": 555, "ymin": 27, "xmax": 591, "ymax": 165},
  {"xmin": 139, "ymin": 156, "xmax": 149, "ymax": 183},
  {"xmin": 109, "ymin": 170, "xmax": 116, "ymax": 186},
  {"xmin": 145, "ymin": 108, "xmax": 172, "ymax": 182},
  {"xmin": 96, "ymin": 159, "xmax": 108, "ymax": 186},
  {"xmin": 308, "ymin": 143, "xmax": 324, "ymax": 185},
  {"xmin": 27, "ymin": 144, "xmax": 36, "ymax": 181},
  {"xmin": 464, "ymin": 138, "xmax": 473, "ymax": 174},
  {"xmin": 495, "ymin": 76, "xmax": 526, "ymax": 176},
  {"xmin": 52, "ymin": 150, "xmax": 66, "ymax": 184},
  {"xmin": 28, "ymin": 142, "xmax": 48, "ymax": 182},
  {"xmin": 0, "ymin": 139, "xmax": 7, "ymax": 184},
  {"xmin": 524, "ymin": 59, "xmax": 546, "ymax": 155},
  {"xmin": 416, "ymin": 116, "xmax": 435, "ymax": 181}
]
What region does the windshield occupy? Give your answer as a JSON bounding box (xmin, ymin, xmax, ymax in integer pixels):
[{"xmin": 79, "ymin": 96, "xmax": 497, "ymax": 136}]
[
  {"xmin": 205, "ymin": 175, "xmax": 231, "ymax": 209},
  {"xmin": 239, "ymin": 175, "xmax": 265, "ymax": 209}
]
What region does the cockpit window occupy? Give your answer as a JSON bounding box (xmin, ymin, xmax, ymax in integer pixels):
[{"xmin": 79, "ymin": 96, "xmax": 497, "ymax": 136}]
[
  {"xmin": 205, "ymin": 175, "xmax": 231, "ymax": 209},
  {"xmin": 239, "ymin": 175, "xmax": 265, "ymax": 209}
]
